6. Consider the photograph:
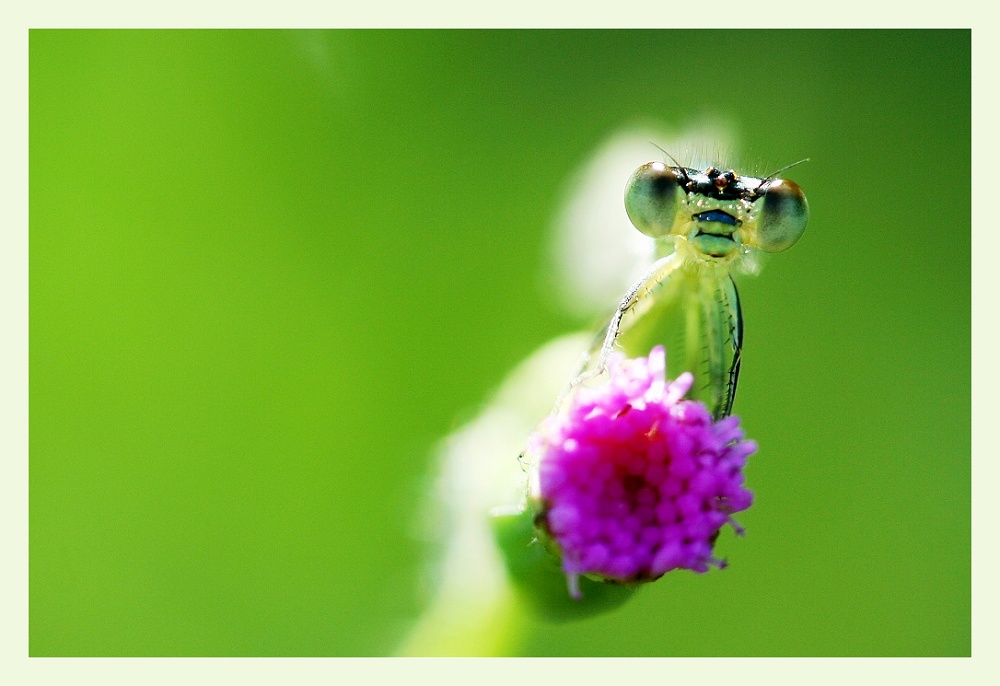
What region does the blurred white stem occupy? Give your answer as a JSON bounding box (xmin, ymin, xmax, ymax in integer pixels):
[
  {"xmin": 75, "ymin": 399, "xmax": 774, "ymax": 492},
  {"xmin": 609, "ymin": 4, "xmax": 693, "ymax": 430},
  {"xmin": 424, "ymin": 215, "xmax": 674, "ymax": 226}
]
[{"xmin": 396, "ymin": 334, "xmax": 590, "ymax": 656}]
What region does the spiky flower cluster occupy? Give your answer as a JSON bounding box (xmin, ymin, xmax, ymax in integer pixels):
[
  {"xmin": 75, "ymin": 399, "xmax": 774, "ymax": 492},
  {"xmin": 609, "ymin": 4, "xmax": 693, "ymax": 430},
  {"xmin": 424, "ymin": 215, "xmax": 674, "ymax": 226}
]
[{"xmin": 528, "ymin": 346, "xmax": 756, "ymax": 598}]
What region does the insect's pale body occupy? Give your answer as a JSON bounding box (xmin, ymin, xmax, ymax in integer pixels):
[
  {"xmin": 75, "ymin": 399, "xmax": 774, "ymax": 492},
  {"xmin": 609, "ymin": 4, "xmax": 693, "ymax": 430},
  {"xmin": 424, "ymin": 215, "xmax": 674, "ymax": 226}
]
[{"xmin": 572, "ymin": 160, "xmax": 809, "ymax": 419}]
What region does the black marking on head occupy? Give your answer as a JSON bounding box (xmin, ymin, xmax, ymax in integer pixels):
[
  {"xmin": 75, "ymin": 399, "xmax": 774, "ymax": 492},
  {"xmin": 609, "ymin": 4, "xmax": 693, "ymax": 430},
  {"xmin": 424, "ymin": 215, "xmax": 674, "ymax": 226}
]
[{"xmin": 675, "ymin": 167, "xmax": 763, "ymax": 201}]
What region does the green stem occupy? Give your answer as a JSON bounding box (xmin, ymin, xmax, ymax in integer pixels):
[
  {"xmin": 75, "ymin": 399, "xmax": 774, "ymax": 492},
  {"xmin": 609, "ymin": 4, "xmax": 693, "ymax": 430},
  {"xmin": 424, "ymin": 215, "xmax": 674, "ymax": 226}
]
[
  {"xmin": 395, "ymin": 333, "xmax": 634, "ymax": 656},
  {"xmin": 395, "ymin": 574, "xmax": 528, "ymax": 657},
  {"xmin": 491, "ymin": 507, "xmax": 637, "ymax": 622}
]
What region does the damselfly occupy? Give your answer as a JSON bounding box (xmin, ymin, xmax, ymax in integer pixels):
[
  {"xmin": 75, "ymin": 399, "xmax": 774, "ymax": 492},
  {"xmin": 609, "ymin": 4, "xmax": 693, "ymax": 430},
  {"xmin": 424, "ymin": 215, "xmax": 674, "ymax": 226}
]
[{"xmin": 572, "ymin": 158, "xmax": 809, "ymax": 419}]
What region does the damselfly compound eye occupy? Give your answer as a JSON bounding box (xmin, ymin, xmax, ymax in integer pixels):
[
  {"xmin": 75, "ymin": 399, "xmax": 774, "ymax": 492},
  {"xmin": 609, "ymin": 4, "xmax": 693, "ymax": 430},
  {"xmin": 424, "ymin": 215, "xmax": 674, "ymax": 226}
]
[
  {"xmin": 754, "ymin": 178, "xmax": 809, "ymax": 253},
  {"xmin": 624, "ymin": 162, "xmax": 684, "ymax": 238}
]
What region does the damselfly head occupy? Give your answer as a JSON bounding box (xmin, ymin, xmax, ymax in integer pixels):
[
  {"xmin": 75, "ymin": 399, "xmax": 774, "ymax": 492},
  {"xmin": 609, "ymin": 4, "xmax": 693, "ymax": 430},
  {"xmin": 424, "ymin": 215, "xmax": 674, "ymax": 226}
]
[{"xmin": 624, "ymin": 161, "xmax": 809, "ymax": 259}]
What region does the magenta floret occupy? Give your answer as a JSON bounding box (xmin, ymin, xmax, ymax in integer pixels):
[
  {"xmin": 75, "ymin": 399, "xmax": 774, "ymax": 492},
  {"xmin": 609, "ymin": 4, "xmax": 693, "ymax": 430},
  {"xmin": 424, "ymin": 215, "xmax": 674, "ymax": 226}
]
[{"xmin": 529, "ymin": 346, "xmax": 756, "ymax": 597}]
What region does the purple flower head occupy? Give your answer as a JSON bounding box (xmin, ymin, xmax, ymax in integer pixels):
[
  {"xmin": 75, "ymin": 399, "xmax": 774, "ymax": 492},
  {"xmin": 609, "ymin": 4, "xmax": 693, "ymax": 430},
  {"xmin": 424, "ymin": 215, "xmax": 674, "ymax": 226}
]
[{"xmin": 528, "ymin": 346, "xmax": 756, "ymax": 599}]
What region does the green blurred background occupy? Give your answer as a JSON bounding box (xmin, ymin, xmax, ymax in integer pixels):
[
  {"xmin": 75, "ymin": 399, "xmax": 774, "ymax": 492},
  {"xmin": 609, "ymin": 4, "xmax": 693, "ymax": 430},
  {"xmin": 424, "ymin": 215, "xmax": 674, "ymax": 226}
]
[{"xmin": 29, "ymin": 30, "xmax": 970, "ymax": 656}]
